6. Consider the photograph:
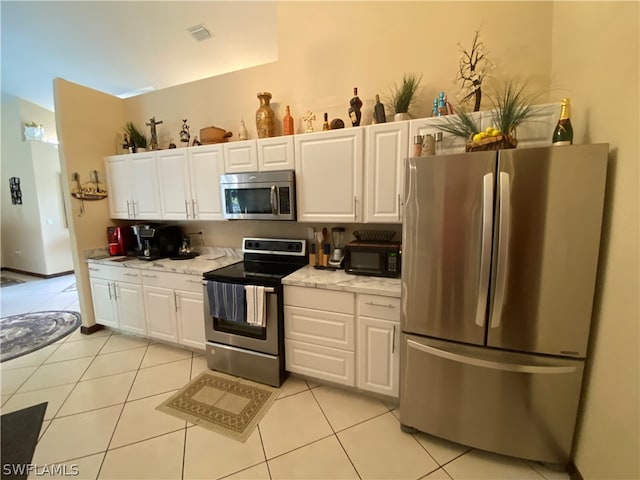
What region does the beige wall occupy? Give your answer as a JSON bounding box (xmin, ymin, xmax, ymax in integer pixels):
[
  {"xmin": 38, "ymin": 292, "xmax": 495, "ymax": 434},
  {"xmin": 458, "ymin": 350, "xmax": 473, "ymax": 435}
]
[
  {"xmin": 551, "ymin": 3, "xmax": 639, "ymax": 479},
  {"xmin": 53, "ymin": 78, "xmax": 126, "ymax": 327},
  {"xmin": 1, "ymin": 94, "xmax": 72, "ymax": 275}
]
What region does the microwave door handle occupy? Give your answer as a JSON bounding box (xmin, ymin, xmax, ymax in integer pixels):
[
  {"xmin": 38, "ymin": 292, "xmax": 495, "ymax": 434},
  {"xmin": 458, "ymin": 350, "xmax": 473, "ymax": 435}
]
[{"xmin": 270, "ymin": 185, "xmax": 278, "ymax": 214}]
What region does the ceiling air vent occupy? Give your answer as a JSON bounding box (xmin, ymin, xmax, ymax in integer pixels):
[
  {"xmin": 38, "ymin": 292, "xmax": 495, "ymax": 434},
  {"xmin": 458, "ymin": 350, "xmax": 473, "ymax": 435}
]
[{"xmin": 187, "ymin": 24, "xmax": 212, "ymax": 42}]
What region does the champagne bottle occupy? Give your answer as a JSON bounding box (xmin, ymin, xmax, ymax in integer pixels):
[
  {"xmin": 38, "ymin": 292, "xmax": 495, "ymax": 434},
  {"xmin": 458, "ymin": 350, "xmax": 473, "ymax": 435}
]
[
  {"xmin": 373, "ymin": 94, "xmax": 386, "ymax": 124},
  {"xmin": 283, "ymin": 105, "xmax": 294, "ymax": 136},
  {"xmin": 323, "ymin": 113, "xmax": 330, "ymax": 131},
  {"xmin": 348, "ymin": 87, "xmax": 363, "ymax": 127},
  {"xmin": 552, "ymin": 98, "xmax": 574, "ymax": 145}
]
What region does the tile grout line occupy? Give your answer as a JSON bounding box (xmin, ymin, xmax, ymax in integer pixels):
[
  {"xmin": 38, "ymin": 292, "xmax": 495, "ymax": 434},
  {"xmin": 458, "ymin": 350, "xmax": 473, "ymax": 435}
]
[
  {"xmin": 256, "ymin": 424, "xmax": 273, "ymax": 480},
  {"xmin": 181, "ymin": 351, "xmax": 195, "ymax": 480}
]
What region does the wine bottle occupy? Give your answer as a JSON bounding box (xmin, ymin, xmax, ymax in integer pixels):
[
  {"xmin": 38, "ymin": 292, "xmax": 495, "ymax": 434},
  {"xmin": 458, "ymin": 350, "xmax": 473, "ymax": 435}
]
[
  {"xmin": 552, "ymin": 98, "xmax": 574, "ymax": 145},
  {"xmin": 323, "ymin": 113, "xmax": 330, "ymax": 131},
  {"xmin": 348, "ymin": 87, "xmax": 363, "ymax": 127},
  {"xmin": 373, "ymin": 94, "xmax": 386, "ymax": 124},
  {"xmin": 283, "ymin": 105, "xmax": 294, "ymax": 136}
]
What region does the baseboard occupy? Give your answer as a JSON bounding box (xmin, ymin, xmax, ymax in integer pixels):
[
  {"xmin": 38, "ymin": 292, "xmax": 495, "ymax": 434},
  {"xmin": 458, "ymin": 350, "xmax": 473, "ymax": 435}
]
[
  {"xmin": 568, "ymin": 462, "xmax": 584, "ymax": 480},
  {"xmin": 0, "ymin": 267, "xmax": 74, "ymax": 279},
  {"xmin": 80, "ymin": 324, "xmax": 105, "ymax": 335}
]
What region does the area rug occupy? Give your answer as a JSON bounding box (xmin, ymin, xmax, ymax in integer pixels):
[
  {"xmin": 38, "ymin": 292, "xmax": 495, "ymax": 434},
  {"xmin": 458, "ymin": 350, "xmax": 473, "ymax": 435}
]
[
  {"xmin": 0, "ymin": 311, "xmax": 81, "ymax": 363},
  {"xmin": 0, "ymin": 276, "xmax": 25, "ymax": 288},
  {"xmin": 1, "ymin": 402, "xmax": 47, "ymax": 480},
  {"xmin": 157, "ymin": 371, "xmax": 280, "ymax": 443}
]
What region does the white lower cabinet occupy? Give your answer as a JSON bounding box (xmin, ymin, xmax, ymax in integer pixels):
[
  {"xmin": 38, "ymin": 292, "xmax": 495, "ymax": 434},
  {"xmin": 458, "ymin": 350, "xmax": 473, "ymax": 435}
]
[
  {"xmin": 284, "ymin": 286, "xmax": 355, "ymax": 386},
  {"xmin": 88, "ymin": 265, "xmax": 144, "ymax": 335},
  {"xmin": 141, "ymin": 270, "xmax": 206, "ymax": 349},
  {"xmin": 357, "ymin": 294, "xmax": 401, "ymax": 397},
  {"xmin": 284, "ymin": 285, "xmax": 401, "ymax": 397}
]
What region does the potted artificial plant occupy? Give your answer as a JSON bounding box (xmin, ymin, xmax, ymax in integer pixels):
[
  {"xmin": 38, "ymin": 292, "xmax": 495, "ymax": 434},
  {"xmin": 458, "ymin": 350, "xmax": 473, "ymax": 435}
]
[
  {"xmin": 389, "ymin": 73, "xmax": 422, "ymax": 121},
  {"xmin": 124, "ymin": 122, "xmax": 148, "ymax": 152}
]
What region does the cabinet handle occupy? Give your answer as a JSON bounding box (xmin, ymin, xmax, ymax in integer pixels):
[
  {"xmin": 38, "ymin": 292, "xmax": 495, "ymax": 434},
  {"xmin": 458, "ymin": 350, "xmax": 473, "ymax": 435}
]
[
  {"xmin": 142, "ymin": 274, "xmax": 157, "ymax": 278},
  {"xmin": 123, "ymin": 272, "xmax": 138, "ymax": 277},
  {"xmin": 392, "ymin": 324, "xmax": 396, "ymax": 354},
  {"xmin": 185, "ymin": 200, "xmax": 190, "ymax": 219},
  {"xmin": 112, "ymin": 282, "xmax": 118, "ymax": 300},
  {"xmin": 397, "ymin": 194, "xmax": 402, "ymax": 221},
  {"xmin": 174, "ymin": 291, "xmax": 179, "ymax": 311},
  {"xmin": 191, "ymin": 199, "xmax": 197, "ymax": 218},
  {"xmin": 126, "ymin": 201, "xmax": 132, "ymax": 218},
  {"xmin": 354, "ymin": 196, "xmax": 358, "ymax": 221},
  {"xmin": 88, "ymin": 267, "xmax": 99, "ymax": 272},
  {"xmin": 186, "ymin": 279, "xmax": 201, "ymax": 284},
  {"xmin": 132, "ymin": 201, "xmax": 138, "ymax": 218},
  {"xmin": 107, "ymin": 282, "xmax": 112, "ymax": 300},
  {"xmin": 365, "ymin": 301, "xmax": 396, "ymax": 308}
]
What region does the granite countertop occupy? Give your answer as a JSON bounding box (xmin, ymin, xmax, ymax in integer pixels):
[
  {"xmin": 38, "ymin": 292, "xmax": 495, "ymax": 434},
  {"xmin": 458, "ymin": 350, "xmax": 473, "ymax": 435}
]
[
  {"xmin": 85, "ymin": 247, "xmax": 243, "ymax": 276},
  {"xmin": 282, "ymin": 265, "xmax": 401, "ymax": 298}
]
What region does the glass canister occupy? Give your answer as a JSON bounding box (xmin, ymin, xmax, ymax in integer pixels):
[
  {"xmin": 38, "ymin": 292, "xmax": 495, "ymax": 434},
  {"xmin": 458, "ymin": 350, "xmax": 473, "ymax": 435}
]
[{"xmin": 256, "ymin": 92, "xmax": 275, "ymax": 138}]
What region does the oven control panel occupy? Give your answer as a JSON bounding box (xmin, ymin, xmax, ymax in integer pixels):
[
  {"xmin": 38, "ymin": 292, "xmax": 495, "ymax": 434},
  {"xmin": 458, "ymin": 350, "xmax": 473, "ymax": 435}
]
[{"xmin": 242, "ymin": 237, "xmax": 306, "ymax": 256}]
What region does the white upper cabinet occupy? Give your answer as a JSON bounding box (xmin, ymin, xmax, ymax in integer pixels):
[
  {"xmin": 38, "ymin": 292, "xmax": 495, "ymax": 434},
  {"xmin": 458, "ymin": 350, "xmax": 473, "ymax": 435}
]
[
  {"xmin": 364, "ymin": 121, "xmax": 409, "ymax": 223},
  {"xmin": 223, "ymin": 139, "xmax": 259, "ymax": 173},
  {"xmin": 294, "ymin": 128, "xmax": 364, "ymax": 223},
  {"xmin": 105, "ymin": 152, "xmax": 162, "ymax": 220},
  {"xmin": 156, "ymin": 146, "xmax": 224, "ymax": 220},
  {"xmin": 257, "ymin": 136, "xmax": 295, "ymax": 171}
]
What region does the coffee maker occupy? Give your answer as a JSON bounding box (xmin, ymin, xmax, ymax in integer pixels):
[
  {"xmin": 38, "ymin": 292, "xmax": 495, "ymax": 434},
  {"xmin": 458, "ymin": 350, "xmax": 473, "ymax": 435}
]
[{"xmin": 132, "ymin": 224, "xmax": 182, "ymax": 260}]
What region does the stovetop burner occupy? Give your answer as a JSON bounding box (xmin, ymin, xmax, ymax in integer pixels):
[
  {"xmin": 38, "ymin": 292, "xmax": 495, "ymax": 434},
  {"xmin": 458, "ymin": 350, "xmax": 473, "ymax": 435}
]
[{"xmin": 203, "ymin": 237, "xmax": 307, "ymax": 287}]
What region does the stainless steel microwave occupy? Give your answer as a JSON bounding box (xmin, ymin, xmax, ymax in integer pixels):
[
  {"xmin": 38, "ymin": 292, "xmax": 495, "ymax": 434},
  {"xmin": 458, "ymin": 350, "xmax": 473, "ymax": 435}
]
[
  {"xmin": 344, "ymin": 241, "xmax": 402, "ymax": 278},
  {"xmin": 220, "ymin": 170, "xmax": 296, "ymax": 221}
]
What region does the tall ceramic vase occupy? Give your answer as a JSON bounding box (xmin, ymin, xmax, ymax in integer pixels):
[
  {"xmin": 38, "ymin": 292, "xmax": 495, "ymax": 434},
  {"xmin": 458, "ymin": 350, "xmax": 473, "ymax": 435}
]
[{"xmin": 256, "ymin": 92, "xmax": 275, "ymax": 138}]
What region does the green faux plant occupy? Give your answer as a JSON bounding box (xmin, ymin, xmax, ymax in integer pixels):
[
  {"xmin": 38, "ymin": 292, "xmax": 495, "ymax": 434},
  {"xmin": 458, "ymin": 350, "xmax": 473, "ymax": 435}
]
[
  {"xmin": 124, "ymin": 122, "xmax": 148, "ymax": 149},
  {"xmin": 438, "ymin": 79, "xmax": 541, "ymax": 140},
  {"xmin": 390, "ymin": 73, "xmax": 422, "ymax": 115}
]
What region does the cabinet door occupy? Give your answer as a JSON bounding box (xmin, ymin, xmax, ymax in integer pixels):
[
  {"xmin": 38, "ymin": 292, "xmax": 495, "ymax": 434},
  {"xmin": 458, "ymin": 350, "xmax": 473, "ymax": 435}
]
[
  {"xmin": 257, "ymin": 137, "xmax": 295, "ymax": 171},
  {"xmin": 105, "ymin": 155, "xmax": 133, "ymax": 219},
  {"xmin": 223, "ymin": 140, "xmax": 258, "ymax": 173},
  {"xmin": 357, "ymin": 316, "xmax": 399, "ymax": 397},
  {"xmin": 130, "ymin": 152, "xmax": 162, "ymax": 219},
  {"xmin": 176, "ymin": 290, "xmax": 205, "ymax": 350},
  {"xmin": 364, "ymin": 122, "xmax": 409, "ymax": 223},
  {"xmin": 143, "ymin": 285, "xmax": 178, "ymax": 342},
  {"xmin": 90, "ymin": 277, "xmax": 118, "ymax": 328},
  {"xmin": 188, "ymin": 145, "xmax": 224, "ymax": 220},
  {"xmin": 156, "ymin": 149, "xmax": 190, "ymax": 220},
  {"xmin": 294, "ymin": 129, "xmax": 364, "ymax": 222},
  {"xmin": 115, "ymin": 282, "xmax": 146, "ymax": 335}
]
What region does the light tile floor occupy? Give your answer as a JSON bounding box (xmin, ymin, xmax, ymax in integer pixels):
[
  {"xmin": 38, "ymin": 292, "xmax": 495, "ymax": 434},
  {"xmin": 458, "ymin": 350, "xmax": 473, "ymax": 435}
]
[{"xmin": 0, "ymin": 273, "xmax": 570, "ymax": 480}]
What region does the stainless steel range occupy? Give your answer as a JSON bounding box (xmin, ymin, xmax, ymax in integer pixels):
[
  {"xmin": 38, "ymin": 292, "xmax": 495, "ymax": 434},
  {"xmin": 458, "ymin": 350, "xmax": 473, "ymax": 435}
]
[{"xmin": 202, "ymin": 237, "xmax": 307, "ymax": 387}]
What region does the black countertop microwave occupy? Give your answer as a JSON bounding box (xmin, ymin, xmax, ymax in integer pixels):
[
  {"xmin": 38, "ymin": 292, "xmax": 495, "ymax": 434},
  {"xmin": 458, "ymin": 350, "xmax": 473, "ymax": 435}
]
[
  {"xmin": 344, "ymin": 241, "xmax": 401, "ymax": 278},
  {"xmin": 220, "ymin": 170, "xmax": 296, "ymax": 221}
]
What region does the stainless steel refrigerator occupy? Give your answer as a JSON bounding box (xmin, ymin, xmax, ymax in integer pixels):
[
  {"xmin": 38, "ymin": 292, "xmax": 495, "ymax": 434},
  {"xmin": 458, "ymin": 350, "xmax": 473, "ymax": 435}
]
[{"xmin": 399, "ymin": 144, "xmax": 608, "ymax": 466}]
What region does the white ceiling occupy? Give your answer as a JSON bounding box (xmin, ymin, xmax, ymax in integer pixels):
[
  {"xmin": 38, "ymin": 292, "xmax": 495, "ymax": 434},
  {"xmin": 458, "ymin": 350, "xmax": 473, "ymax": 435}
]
[{"xmin": 1, "ymin": 1, "xmax": 279, "ymax": 111}]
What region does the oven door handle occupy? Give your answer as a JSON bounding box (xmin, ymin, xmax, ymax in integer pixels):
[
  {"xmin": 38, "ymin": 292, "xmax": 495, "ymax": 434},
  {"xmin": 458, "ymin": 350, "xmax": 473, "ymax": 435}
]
[
  {"xmin": 270, "ymin": 186, "xmax": 278, "ymax": 215},
  {"xmin": 201, "ymin": 281, "xmax": 275, "ymax": 294}
]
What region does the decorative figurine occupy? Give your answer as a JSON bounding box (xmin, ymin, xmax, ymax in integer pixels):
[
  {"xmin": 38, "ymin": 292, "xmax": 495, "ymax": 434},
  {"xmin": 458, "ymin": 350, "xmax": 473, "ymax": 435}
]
[
  {"xmin": 330, "ymin": 118, "xmax": 345, "ymax": 129},
  {"xmin": 302, "ymin": 111, "xmax": 316, "ymax": 133},
  {"xmin": 192, "ymin": 136, "xmax": 201, "ymax": 146},
  {"xmin": 168, "ymin": 138, "xmax": 177, "ymax": 149},
  {"xmin": 180, "ymin": 119, "xmax": 190, "ymax": 144},
  {"xmin": 146, "ymin": 117, "xmax": 163, "ymax": 151},
  {"xmin": 238, "ymin": 119, "xmax": 248, "ymax": 140}
]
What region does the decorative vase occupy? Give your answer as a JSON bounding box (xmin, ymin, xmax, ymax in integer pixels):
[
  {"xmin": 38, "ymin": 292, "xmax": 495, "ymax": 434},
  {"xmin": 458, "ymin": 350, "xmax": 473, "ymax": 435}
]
[
  {"xmin": 394, "ymin": 112, "xmax": 410, "ymax": 121},
  {"xmin": 256, "ymin": 92, "xmax": 275, "ymax": 138}
]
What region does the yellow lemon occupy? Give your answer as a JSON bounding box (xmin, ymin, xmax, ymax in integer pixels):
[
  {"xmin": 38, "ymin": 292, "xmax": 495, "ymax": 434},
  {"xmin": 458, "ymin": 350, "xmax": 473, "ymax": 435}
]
[
  {"xmin": 473, "ymin": 133, "xmax": 483, "ymax": 143},
  {"xmin": 485, "ymin": 127, "xmax": 494, "ymax": 134},
  {"xmin": 491, "ymin": 128, "xmax": 501, "ymax": 136}
]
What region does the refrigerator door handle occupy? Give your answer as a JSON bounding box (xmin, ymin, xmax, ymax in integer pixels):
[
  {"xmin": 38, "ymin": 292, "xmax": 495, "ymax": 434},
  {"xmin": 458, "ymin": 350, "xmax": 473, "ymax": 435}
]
[
  {"xmin": 406, "ymin": 339, "xmax": 577, "ymax": 374},
  {"xmin": 475, "ymin": 173, "xmax": 494, "ymax": 327},
  {"xmin": 490, "ymin": 171, "xmax": 511, "ymax": 329}
]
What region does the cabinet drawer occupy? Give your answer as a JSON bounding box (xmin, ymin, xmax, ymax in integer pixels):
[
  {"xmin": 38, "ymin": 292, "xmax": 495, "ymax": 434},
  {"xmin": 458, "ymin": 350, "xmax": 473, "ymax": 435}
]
[
  {"xmin": 140, "ymin": 270, "xmax": 202, "ymax": 292},
  {"xmin": 285, "ymin": 339, "xmax": 355, "ymax": 387},
  {"xmin": 284, "ymin": 286, "xmax": 354, "ymax": 314},
  {"xmin": 285, "ymin": 305, "xmax": 354, "ymax": 351},
  {"xmin": 88, "ymin": 264, "xmax": 141, "ymax": 284},
  {"xmin": 358, "ymin": 294, "xmax": 400, "ymax": 322}
]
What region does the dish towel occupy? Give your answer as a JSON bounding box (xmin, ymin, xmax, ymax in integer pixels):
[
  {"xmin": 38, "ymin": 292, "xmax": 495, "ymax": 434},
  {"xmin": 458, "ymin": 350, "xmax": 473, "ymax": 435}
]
[
  {"xmin": 245, "ymin": 285, "xmax": 266, "ymax": 327},
  {"xmin": 206, "ymin": 281, "xmax": 246, "ymax": 324}
]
